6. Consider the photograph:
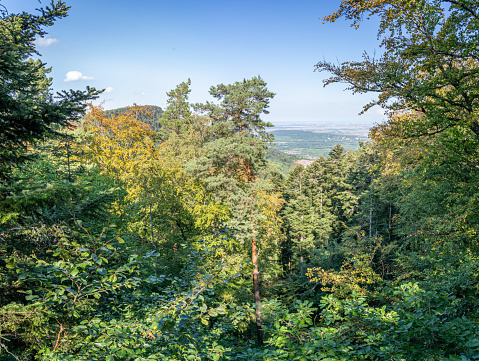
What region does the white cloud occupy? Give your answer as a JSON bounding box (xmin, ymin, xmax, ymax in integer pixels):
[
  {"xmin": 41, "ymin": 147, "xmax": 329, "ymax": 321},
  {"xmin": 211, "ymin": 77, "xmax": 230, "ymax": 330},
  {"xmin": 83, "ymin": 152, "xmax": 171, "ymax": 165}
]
[
  {"xmin": 64, "ymin": 71, "xmax": 94, "ymax": 82},
  {"xmin": 140, "ymin": 91, "xmax": 146, "ymax": 95},
  {"xmin": 105, "ymin": 87, "xmax": 114, "ymax": 93},
  {"xmin": 35, "ymin": 36, "xmax": 58, "ymax": 47}
]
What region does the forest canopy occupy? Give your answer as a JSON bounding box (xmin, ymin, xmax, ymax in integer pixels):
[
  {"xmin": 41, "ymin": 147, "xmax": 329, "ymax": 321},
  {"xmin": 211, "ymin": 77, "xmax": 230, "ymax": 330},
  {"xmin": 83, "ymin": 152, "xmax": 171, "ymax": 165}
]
[{"xmin": 1, "ymin": 1, "xmax": 479, "ymax": 360}]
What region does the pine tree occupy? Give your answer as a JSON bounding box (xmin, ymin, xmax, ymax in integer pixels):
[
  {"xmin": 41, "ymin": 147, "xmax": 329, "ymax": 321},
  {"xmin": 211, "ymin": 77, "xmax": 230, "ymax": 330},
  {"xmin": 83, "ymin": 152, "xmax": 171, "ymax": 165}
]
[
  {"xmin": 0, "ymin": 2, "xmax": 100, "ymax": 179},
  {"xmin": 282, "ymin": 165, "xmax": 334, "ymax": 275},
  {"xmin": 190, "ymin": 76, "xmax": 279, "ymax": 346},
  {"xmin": 160, "ymin": 79, "xmax": 192, "ymax": 136}
]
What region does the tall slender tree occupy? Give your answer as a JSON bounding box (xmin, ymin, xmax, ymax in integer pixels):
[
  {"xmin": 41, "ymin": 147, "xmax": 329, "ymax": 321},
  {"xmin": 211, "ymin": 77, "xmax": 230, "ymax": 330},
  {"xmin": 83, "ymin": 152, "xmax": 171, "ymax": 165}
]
[
  {"xmin": 160, "ymin": 79, "xmax": 192, "ymax": 136},
  {"xmin": 191, "ymin": 76, "xmax": 278, "ymax": 345}
]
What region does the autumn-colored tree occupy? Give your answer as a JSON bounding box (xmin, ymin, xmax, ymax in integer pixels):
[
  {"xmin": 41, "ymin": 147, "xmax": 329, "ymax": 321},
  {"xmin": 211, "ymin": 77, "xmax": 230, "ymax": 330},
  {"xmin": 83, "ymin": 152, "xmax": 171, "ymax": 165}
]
[
  {"xmin": 79, "ymin": 105, "xmax": 224, "ymax": 272},
  {"xmin": 317, "ymin": 0, "xmax": 479, "ymax": 139},
  {"xmin": 79, "ymin": 105, "xmax": 158, "ymax": 179}
]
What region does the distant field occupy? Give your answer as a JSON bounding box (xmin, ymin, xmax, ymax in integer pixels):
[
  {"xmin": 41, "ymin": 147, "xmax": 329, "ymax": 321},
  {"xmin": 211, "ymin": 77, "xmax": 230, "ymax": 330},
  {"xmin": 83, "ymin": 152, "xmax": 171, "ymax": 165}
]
[{"xmin": 270, "ymin": 130, "xmax": 369, "ymax": 158}]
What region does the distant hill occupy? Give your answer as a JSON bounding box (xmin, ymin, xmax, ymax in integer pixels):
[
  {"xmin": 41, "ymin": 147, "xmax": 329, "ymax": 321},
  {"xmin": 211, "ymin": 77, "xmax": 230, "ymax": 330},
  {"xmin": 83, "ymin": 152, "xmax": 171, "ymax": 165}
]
[
  {"xmin": 104, "ymin": 105, "xmax": 163, "ymax": 132},
  {"xmin": 266, "ymin": 148, "xmax": 302, "ymax": 174}
]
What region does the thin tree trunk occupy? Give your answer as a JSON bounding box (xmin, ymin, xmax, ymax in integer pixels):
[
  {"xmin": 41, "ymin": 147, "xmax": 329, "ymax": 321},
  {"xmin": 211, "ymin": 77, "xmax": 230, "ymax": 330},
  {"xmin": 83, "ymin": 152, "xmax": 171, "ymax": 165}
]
[
  {"xmin": 369, "ymin": 207, "xmax": 373, "ymax": 238},
  {"xmin": 149, "ymin": 203, "xmax": 155, "ymax": 250},
  {"xmin": 300, "ymin": 216, "xmax": 304, "ymax": 275},
  {"xmin": 66, "ymin": 141, "xmax": 72, "ymax": 182},
  {"xmin": 251, "ymin": 220, "xmax": 263, "ymax": 346},
  {"xmin": 369, "ymin": 174, "xmax": 374, "ymax": 238},
  {"xmin": 389, "ymin": 202, "xmax": 392, "ymax": 242}
]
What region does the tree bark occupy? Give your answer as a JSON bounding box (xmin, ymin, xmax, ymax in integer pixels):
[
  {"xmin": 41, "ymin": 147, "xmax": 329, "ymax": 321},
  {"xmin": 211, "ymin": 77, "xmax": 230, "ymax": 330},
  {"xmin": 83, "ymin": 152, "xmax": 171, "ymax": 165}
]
[
  {"xmin": 369, "ymin": 174, "xmax": 374, "ymax": 238},
  {"xmin": 66, "ymin": 141, "xmax": 71, "ymax": 183},
  {"xmin": 251, "ymin": 221, "xmax": 263, "ymax": 346}
]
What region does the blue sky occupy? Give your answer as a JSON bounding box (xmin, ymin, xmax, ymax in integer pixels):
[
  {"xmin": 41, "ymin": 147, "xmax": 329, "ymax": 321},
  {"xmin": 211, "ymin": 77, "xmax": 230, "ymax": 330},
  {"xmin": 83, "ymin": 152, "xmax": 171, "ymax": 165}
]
[{"xmin": 5, "ymin": 0, "xmax": 386, "ymax": 126}]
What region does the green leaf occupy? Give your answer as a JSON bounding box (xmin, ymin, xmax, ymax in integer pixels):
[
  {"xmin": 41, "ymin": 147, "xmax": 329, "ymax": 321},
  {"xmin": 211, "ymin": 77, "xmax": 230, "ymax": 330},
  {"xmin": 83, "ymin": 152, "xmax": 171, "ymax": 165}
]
[{"xmin": 91, "ymin": 253, "xmax": 100, "ymax": 264}]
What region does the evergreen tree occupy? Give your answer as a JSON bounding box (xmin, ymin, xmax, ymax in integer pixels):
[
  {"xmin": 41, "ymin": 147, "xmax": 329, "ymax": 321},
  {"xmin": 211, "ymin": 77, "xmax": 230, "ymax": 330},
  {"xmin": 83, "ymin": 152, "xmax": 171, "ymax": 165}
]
[
  {"xmin": 0, "ymin": 3, "xmax": 102, "ymax": 357},
  {"xmin": 160, "ymin": 79, "xmax": 192, "ymax": 136},
  {"xmin": 321, "ymin": 145, "xmax": 357, "ymax": 240},
  {"xmin": 0, "ymin": 1, "xmax": 100, "ymax": 179},
  {"xmin": 160, "ymin": 80, "xmax": 211, "ymax": 161},
  {"xmin": 190, "ymin": 76, "xmax": 279, "ymax": 346},
  {"xmin": 281, "ymin": 165, "xmax": 335, "ymax": 275}
]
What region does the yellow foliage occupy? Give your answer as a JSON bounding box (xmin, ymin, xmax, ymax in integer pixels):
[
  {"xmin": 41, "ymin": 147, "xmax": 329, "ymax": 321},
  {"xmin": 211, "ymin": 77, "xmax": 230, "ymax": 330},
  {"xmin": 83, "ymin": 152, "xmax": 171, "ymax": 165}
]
[
  {"xmin": 370, "ymin": 111, "xmax": 434, "ymax": 177},
  {"xmin": 78, "ymin": 104, "xmax": 159, "ymax": 180},
  {"xmin": 307, "ymin": 238, "xmax": 382, "ymax": 298},
  {"xmin": 254, "ymin": 185, "xmax": 285, "ymax": 232}
]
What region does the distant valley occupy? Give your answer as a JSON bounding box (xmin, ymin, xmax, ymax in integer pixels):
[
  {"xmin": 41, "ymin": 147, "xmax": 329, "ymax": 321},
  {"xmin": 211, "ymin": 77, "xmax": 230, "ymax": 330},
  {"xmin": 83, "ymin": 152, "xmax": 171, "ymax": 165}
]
[
  {"xmin": 270, "ymin": 128, "xmax": 370, "ymax": 159},
  {"xmin": 101, "ymin": 106, "xmax": 371, "ymax": 170}
]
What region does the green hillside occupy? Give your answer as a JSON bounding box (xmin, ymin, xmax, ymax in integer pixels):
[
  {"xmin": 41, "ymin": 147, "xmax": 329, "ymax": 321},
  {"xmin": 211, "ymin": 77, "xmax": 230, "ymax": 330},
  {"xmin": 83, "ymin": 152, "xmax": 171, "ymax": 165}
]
[
  {"xmin": 266, "ymin": 147, "xmax": 301, "ymax": 174},
  {"xmin": 104, "ymin": 105, "xmax": 163, "ymax": 132}
]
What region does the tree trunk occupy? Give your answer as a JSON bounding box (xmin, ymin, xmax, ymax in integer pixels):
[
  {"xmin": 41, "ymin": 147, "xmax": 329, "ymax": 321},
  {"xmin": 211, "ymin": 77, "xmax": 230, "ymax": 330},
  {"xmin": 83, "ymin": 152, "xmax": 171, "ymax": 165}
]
[
  {"xmin": 369, "ymin": 175, "xmax": 374, "ymax": 238},
  {"xmin": 66, "ymin": 141, "xmax": 72, "ymax": 182},
  {"xmin": 251, "ymin": 221, "xmax": 263, "ymax": 346},
  {"xmin": 300, "ymin": 212, "xmax": 304, "ymax": 274},
  {"xmin": 389, "ymin": 202, "xmax": 392, "ymax": 242}
]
